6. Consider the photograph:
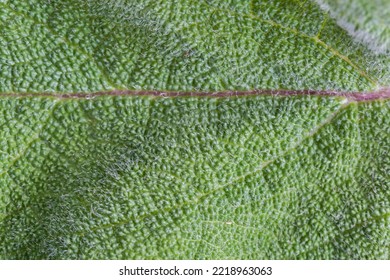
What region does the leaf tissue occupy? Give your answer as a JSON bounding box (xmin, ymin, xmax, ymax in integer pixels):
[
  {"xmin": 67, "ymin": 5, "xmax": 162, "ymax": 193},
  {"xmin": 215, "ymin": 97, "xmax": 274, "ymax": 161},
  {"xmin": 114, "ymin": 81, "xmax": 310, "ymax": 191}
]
[{"xmin": 0, "ymin": 0, "xmax": 389, "ymax": 259}]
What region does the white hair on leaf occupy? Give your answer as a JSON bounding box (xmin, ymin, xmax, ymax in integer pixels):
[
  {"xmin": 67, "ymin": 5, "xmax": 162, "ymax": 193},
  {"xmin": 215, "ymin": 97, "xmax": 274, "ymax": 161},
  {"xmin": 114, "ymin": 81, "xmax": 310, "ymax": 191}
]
[{"xmin": 315, "ymin": 0, "xmax": 390, "ymax": 54}]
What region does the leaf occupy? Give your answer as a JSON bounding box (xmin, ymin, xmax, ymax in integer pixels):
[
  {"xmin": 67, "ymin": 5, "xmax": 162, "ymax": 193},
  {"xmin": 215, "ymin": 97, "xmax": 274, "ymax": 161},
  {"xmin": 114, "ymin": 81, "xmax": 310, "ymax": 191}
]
[
  {"xmin": 0, "ymin": 0, "xmax": 389, "ymax": 259},
  {"xmin": 1, "ymin": 0, "xmax": 389, "ymax": 92}
]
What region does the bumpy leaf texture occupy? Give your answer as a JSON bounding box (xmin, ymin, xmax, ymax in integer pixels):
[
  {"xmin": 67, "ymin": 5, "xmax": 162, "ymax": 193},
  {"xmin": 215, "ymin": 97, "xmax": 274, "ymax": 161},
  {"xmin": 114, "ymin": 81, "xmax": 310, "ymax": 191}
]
[{"xmin": 0, "ymin": 0, "xmax": 389, "ymax": 259}]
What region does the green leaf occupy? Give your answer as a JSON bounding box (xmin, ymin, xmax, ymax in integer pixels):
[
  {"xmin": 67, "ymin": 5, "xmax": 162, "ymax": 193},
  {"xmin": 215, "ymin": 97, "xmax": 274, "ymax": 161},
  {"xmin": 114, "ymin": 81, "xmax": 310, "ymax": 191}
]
[
  {"xmin": 0, "ymin": 0, "xmax": 389, "ymax": 259},
  {"xmin": 1, "ymin": 0, "xmax": 389, "ymax": 92}
]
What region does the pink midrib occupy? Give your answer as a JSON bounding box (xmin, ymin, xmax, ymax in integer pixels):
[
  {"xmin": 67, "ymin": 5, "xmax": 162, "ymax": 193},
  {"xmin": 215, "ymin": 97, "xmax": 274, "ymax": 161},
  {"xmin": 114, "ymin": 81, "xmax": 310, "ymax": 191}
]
[{"xmin": 0, "ymin": 88, "xmax": 389, "ymax": 101}]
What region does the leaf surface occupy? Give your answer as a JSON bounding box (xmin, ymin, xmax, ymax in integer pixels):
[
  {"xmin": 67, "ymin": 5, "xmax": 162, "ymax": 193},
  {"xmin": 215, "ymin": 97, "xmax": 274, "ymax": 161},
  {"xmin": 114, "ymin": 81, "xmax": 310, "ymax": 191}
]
[{"xmin": 0, "ymin": 0, "xmax": 389, "ymax": 259}]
